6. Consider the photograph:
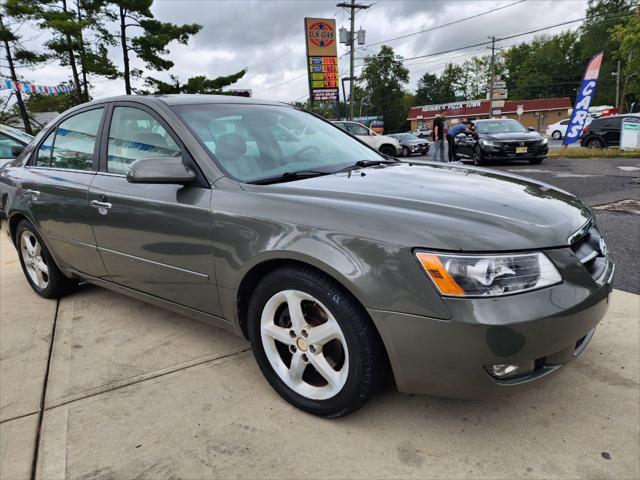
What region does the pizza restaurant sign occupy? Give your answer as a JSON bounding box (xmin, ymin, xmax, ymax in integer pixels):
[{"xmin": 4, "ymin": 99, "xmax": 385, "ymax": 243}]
[{"xmin": 421, "ymin": 100, "xmax": 482, "ymax": 112}]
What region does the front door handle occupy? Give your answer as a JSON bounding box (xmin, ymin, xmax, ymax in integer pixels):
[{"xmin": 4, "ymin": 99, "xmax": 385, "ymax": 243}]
[
  {"xmin": 90, "ymin": 200, "xmax": 112, "ymax": 210},
  {"xmin": 24, "ymin": 189, "xmax": 40, "ymax": 199}
]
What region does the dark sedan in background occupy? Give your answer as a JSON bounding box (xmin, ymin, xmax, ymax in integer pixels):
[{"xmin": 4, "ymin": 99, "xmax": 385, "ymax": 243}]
[
  {"xmin": 0, "ymin": 95, "xmax": 613, "ymax": 418},
  {"xmin": 455, "ymin": 118, "xmax": 548, "ymax": 166},
  {"xmin": 388, "ymin": 133, "xmax": 430, "ymax": 156}
]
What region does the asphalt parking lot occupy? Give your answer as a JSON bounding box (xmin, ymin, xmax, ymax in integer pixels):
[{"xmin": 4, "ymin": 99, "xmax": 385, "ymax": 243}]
[{"xmin": 1, "ymin": 156, "xmax": 639, "ymax": 480}]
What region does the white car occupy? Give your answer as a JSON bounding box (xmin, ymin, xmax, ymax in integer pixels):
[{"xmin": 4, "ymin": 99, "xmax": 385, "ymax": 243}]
[
  {"xmin": 333, "ymin": 121, "xmax": 402, "ymax": 156},
  {"xmin": 546, "ymin": 119, "xmax": 571, "ymax": 140}
]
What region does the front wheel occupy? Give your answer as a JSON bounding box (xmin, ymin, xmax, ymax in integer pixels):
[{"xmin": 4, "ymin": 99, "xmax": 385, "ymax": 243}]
[
  {"xmin": 472, "ymin": 145, "xmax": 484, "ymax": 166},
  {"xmin": 247, "ymin": 266, "xmax": 384, "ymax": 418},
  {"xmin": 586, "ymin": 137, "xmax": 605, "ymax": 149},
  {"xmin": 15, "ymin": 220, "xmax": 77, "ymax": 298},
  {"xmin": 401, "ymin": 146, "xmax": 410, "ymax": 157},
  {"xmin": 552, "ymin": 130, "xmax": 562, "ymax": 140}
]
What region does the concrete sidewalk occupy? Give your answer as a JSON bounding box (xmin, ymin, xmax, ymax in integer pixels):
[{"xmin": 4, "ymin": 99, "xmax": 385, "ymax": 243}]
[{"xmin": 1, "ymin": 232, "xmax": 639, "ymax": 480}]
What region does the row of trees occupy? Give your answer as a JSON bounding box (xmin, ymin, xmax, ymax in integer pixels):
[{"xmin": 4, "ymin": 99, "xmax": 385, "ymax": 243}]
[
  {"xmin": 347, "ymin": 0, "xmax": 638, "ymax": 133},
  {"xmin": 0, "ymin": 0, "xmax": 246, "ymax": 133}
]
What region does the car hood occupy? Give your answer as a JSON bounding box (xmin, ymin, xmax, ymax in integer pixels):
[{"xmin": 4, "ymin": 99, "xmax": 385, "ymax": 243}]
[
  {"xmin": 247, "ymin": 163, "xmax": 590, "ymax": 251},
  {"xmin": 479, "ymin": 132, "xmax": 543, "ymax": 141},
  {"xmin": 402, "ymin": 139, "xmax": 427, "ymax": 145}
]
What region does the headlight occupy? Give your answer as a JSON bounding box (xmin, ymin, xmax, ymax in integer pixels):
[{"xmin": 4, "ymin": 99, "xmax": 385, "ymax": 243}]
[
  {"xmin": 479, "ymin": 139, "xmax": 497, "ymax": 148},
  {"xmin": 540, "ymin": 137, "xmax": 548, "ymax": 145},
  {"xmin": 416, "ymin": 252, "xmax": 562, "ymax": 297}
]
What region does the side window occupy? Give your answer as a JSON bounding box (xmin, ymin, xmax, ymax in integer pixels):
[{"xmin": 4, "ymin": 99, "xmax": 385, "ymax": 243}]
[
  {"xmin": 348, "ymin": 123, "xmax": 370, "ymax": 136},
  {"xmin": 0, "ymin": 133, "xmax": 22, "ymax": 158},
  {"xmin": 107, "ymin": 106, "xmax": 181, "ymax": 174},
  {"xmin": 35, "ymin": 130, "xmax": 56, "ymax": 167},
  {"xmin": 560, "ymin": 120, "xmax": 570, "ymax": 126},
  {"xmin": 51, "ymin": 108, "xmax": 103, "ymax": 170}
]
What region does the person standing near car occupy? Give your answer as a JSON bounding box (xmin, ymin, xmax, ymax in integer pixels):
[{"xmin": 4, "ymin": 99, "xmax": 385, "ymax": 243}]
[
  {"xmin": 431, "ymin": 114, "xmax": 445, "ymax": 162},
  {"xmin": 446, "ymin": 120, "xmax": 474, "ymax": 162}
]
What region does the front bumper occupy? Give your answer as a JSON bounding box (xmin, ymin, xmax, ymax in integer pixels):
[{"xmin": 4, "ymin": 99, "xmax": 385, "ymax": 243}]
[
  {"xmin": 480, "ymin": 143, "xmax": 548, "ymax": 160},
  {"xmin": 370, "ymin": 248, "xmax": 614, "ymax": 398}
]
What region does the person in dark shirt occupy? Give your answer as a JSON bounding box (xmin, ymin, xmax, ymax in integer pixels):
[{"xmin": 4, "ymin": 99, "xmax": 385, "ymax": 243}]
[
  {"xmin": 431, "ymin": 114, "xmax": 445, "ymax": 162},
  {"xmin": 445, "ymin": 120, "xmax": 474, "ymax": 162}
]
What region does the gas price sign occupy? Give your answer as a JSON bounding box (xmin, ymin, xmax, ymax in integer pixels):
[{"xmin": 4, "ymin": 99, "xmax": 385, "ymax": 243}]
[{"xmin": 304, "ymin": 18, "xmax": 340, "ymax": 103}]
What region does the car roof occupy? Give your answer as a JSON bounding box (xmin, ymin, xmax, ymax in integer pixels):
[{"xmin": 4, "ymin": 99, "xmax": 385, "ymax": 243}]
[
  {"xmin": 474, "ymin": 118, "xmax": 518, "ymax": 123},
  {"xmin": 69, "ymin": 94, "xmax": 290, "ymax": 109}
]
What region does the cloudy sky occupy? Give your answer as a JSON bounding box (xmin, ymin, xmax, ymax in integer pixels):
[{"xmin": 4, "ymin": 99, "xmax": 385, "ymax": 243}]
[{"xmin": 5, "ymin": 0, "xmax": 591, "ymax": 103}]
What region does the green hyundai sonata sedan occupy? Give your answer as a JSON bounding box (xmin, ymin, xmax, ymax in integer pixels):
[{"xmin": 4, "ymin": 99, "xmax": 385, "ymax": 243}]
[{"xmin": 0, "ymin": 95, "xmax": 614, "ymax": 417}]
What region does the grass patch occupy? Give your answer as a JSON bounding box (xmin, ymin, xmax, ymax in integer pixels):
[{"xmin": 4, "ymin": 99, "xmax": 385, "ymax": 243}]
[{"xmin": 548, "ymin": 148, "xmax": 640, "ymax": 158}]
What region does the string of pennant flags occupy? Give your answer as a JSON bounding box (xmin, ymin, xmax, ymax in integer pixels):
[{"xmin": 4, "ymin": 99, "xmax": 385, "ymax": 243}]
[{"xmin": 0, "ymin": 78, "xmax": 76, "ymax": 95}]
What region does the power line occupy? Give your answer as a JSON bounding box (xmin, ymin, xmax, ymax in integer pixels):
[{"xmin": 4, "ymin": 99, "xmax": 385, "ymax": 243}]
[{"xmin": 367, "ymin": 0, "xmax": 528, "ymax": 47}]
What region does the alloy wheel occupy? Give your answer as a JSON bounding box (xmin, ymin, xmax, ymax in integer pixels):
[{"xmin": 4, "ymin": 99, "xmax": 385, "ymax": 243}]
[
  {"xmin": 552, "ymin": 131, "xmax": 562, "ymax": 140},
  {"xmin": 20, "ymin": 231, "xmax": 49, "ymax": 289},
  {"xmin": 260, "ymin": 289, "xmax": 349, "ymax": 400}
]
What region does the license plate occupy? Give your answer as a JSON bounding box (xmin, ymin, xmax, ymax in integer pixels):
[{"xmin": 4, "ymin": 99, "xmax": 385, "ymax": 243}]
[{"xmin": 516, "ymin": 146, "xmax": 528, "ymax": 154}]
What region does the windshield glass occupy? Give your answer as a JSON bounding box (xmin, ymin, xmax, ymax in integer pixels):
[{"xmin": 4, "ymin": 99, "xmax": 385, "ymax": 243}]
[
  {"xmin": 0, "ymin": 125, "xmax": 34, "ymax": 144},
  {"xmin": 475, "ymin": 119, "xmax": 528, "ymax": 134},
  {"xmin": 174, "ymin": 104, "xmax": 384, "ymax": 183}
]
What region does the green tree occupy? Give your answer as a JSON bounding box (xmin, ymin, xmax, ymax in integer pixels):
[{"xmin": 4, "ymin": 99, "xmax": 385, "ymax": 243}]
[
  {"xmin": 414, "ymin": 73, "xmax": 438, "ymax": 105},
  {"xmin": 108, "ymin": 0, "xmax": 202, "ymax": 94},
  {"xmin": 138, "ymin": 69, "xmax": 247, "ymax": 95},
  {"xmin": 579, "ymin": 0, "xmax": 634, "ymax": 105},
  {"xmin": 358, "ymin": 45, "xmax": 409, "ymax": 133},
  {"xmin": 0, "ymin": 6, "xmax": 47, "ymax": 133},
  {"xmin": 25, "ymin": 92, "xmax": 77, "ymax": 112},
  {"xmin": 432, "ymin": 63, "xmax": 465, "ymax": 103},
  {"xmin": 612, "ymin": 7, "xmax": 639, "ymax": 112}
]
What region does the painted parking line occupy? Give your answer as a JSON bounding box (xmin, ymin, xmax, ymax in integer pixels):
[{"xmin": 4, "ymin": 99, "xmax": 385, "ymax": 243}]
[{"xmin": 618, "ymin": 166, "xmax": 640, "ymax": 172}]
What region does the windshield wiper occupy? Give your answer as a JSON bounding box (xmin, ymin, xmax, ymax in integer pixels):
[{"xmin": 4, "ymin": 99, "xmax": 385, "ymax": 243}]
[
  {"xmin": 249, "ymin": 170, "xmax": 331, "ymax": 185},
  {"xmin": 335, "ymin": 159, "xmax": 397, "ymax": 173}
]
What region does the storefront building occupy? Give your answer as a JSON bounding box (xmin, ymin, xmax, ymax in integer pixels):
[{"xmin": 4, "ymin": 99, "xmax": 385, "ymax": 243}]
[{"xmin": 407, "ymin": 97, "xmax": 572, "ymax": 132}]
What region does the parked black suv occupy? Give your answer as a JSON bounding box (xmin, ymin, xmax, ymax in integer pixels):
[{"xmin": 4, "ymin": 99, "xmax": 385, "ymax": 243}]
[
  {"xmin": 580, "ymin": 113, "xmax": 640, "ymax": 149},
  {"xmin": 454, "ymin": 118, "xmax": 548, "ymax": 166}
]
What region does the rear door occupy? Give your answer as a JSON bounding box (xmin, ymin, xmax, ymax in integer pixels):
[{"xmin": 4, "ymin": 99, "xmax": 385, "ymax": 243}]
[
  {"xmin": 602, "ymin": 117, "xmax": 623, "ymax": 146},
  {"xmin": 20, "ymin": 107, "xmax": 108, "ymax": 277},
  {"xmin": 89, "ymin": 103, "xmax": 220, "ymax": 315}
]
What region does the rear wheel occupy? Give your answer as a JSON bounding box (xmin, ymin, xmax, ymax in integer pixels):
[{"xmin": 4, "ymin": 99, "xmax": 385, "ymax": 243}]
[
  {"xmin": 379, "ymin": 145, "xmax": 396, "ymax": 156},
  {"xmin": 472, "ymin": 145, "xmax": 484, "ymax": 166},
  {"xmin": 586, "ymin": 137, "xmax": 605, "ymax": 149},
  {"xmin": 15, "ymin": 220, "xmax": 77, "ymax": 299},
  {"xmin": 247, "ymin": 266, "xmax": 383, "ymax": 418}
]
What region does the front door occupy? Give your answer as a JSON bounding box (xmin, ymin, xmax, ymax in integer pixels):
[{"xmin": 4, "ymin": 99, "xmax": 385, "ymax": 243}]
[
  {"xmin": 89, "ymin": 104, "xmax": 220, "ymax": 315},
  {"xmin": 20, "ymin": 107, "xmax": 108, "ymax": 277}
]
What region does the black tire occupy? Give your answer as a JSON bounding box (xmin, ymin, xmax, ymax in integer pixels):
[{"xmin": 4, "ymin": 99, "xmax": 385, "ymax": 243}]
[
  {"xmin": 529, "ymin": 157, "xmax": 545, "ymax": 165},
  {"xmin": 247, "ymin": 265, "xmax": 384, "ymax": 418},
  {"xmin": 15, "ymin": 219, "xmax": 77, "ymax": 299},
  {"xmin": 586, "ymin": 137, "xmax": 605, "ymax": 149},
  {"xmin": 472, "ymin": 145, "xmax": 484, "ymax": 166},
  {"xmin": 401, "ymin": 146, "xmax": 410, "ymax": 157},
  {"xmin": 379, "ymin": 145, "xmax": 396, "ymax": 156},
  {"xmin": 552, "ymin": 130, "xmax": 562, "ymax": 140}
]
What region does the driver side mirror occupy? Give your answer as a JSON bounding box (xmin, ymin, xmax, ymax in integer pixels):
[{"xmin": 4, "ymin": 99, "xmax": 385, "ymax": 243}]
[
  {"xmin": 126, "ymin": 156, "xmax": 196, "ymax": 184},
  {"xmin": 528, "ymin": 127, "xmax": 536, "ymax": 132}
]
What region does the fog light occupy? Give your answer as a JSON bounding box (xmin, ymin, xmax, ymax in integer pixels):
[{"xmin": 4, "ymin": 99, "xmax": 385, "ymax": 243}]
[{"xmin": 486, "ymin": 363, "xmax": 523, "ymax": 379}]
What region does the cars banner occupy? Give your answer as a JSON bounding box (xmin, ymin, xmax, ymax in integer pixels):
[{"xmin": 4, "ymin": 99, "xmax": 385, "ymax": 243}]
[{"xmin": 563, "ymin": 52, "xmax": 604, "ymax": 145}]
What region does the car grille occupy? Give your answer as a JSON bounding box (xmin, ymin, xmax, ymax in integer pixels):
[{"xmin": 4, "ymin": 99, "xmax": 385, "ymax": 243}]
[
  {"xmin": 569, "ymin": 222, "xmax": 608, "ymax": 283},
  {"xmin": 498, "ymin": 140, "xmax": 545, "ymax": 154}
]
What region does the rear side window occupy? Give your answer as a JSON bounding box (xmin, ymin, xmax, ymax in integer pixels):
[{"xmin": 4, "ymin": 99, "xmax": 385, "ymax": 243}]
[
  {"xmin": 560, "ymin": 120, "xmax": 570, "ymax": 126},
  {"xmin": 107, "ymin": 106, "xmax": 181, "ymax": 175},
  {"xmin": 35, "ymin": 130, "xmax": 55, "ymax": 167},
  {"xmin": 0, "ymin": 133, "xmax": 23, "ymax": 158},
  {"xmin": 347, "ymin": 123, "xmax": 370, "ymax": 136},
  {"xmin": 50, "ymin": 108, "xmax": 104, "ymax": 171}
]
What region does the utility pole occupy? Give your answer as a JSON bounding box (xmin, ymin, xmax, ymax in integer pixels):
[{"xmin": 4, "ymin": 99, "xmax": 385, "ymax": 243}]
[
  {"xmin": 337, "ymin": 1, "xmax": 369, "ymax": 120},
  {"xmin": 488, "ymin": 36, "xmax": 496, "ymax": 119},
  {"xmin": 0, "ymin": 15, "xmax": 32, "ymax": 134}
]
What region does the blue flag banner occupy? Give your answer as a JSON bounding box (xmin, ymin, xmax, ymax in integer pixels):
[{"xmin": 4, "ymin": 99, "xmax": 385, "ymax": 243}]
[
  {"xmin": 563, "ymin": 52, "xmax": 604, "ymax": 145},
  {"xmin": 0, "ymin": 78, "xmax": 76, "ymax": 95}
]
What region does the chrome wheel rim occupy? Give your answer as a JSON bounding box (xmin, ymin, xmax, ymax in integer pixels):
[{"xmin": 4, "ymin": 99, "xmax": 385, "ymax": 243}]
[
  {"xmin": 20, "ymin": 231, "xmax": 49, "ymax": 289},
  {"xmin": 260, "ymin": 290, "xmax": 349, "ymax": 400}
]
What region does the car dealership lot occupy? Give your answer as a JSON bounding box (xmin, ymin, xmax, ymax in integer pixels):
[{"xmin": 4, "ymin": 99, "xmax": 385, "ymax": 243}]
[{"xmin": 1, "ymin": 157, "xmax": 639, "ymax": 480}]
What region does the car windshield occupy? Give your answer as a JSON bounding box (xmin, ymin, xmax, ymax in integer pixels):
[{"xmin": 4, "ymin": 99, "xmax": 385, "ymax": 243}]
[
  {"xmin": 475, "ymin": 119, "xmax": 528, "ymax": 134},
  {"xmin": 174, "ymin": 104, "xmax": 385, "ymax": 183}
]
